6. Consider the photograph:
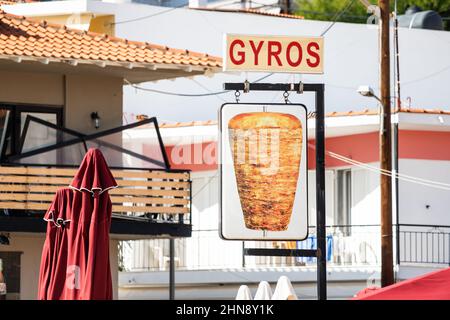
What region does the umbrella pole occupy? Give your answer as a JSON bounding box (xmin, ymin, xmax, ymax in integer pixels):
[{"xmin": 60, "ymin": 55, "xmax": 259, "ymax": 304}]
[{"xmin": 169, "ymin": 238, "xmax": 175, "ymax": 300}]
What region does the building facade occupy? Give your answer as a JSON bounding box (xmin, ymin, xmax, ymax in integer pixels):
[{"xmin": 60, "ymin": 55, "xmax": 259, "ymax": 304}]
[{"xmin": 119, "ymin": 108, "xmax": 450, "ymax": 299}]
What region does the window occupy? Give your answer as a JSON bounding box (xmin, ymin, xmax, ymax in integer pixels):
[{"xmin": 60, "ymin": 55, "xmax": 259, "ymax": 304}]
[
  {"xmin": 0, "ymin": 252, "xmax": 21, "ymax": 300},
  {"xmin": 336, "ymin": 169, "xmax": 352, "ymax": 235},
  {"xmin": 0, "ymin": 104, "xmax": 62, "ymax": 161}
]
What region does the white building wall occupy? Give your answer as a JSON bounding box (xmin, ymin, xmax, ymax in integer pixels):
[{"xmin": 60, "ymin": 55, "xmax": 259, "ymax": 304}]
[
  {"xmin": 307, "ymin": 170, "xmax": 335, "ymax": 227},
  {"xmin": 187, "ymin": 170, "xmax": 243, "ymax": 269},
  {"xmin": 351, "ymin": 165, "xmax": 381, "ymax": 226},
  {"xmin": 398, "ymin": 159, "xmax": 450, "ymax": 226}
]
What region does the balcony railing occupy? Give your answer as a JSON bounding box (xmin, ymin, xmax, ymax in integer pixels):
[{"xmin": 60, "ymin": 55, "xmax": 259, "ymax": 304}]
[
  {"xmin": 119, "ymin": 225, "xmax": 382, "ymax": 271},
  {"xmin": 119, "ymin": 224, "xmax": 450, "ymax": 271},
  {"xmin": 0, "ymin": 165, "xmax": 191, "ymax": 224},
  {"xmin": 399, "ymin": 224, "xmax": 450, "ymax": 265}
]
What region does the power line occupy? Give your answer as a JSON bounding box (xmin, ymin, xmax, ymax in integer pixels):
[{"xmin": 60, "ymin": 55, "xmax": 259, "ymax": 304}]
[
  {"xmin": 307, "ymin": 143, "xmax": 450, "ymax": 191},
  {"xmin": 124, "ymin": 0, "xmax": 355, "ymax": 98},
  {"xmin": 124, "ymin": 73, "xmax": 274, "ymax": 97},
  {"xmin": 111, "ymin": 3, "xmax": 187, "ymax": 25},
  {"xmin": 125, "ymin": 78, "xmax": 228, "ymax": 97},
  {"xmin": 401, "ymin": 63, "xmax": 450, "ymax": 85},
  {"xmin": 192, "ymin": 78, "xmax": 227, "ymax": 102},
  {"xmin": 320, "ymin": 0, "xmax": 357, "ymax": 36}
]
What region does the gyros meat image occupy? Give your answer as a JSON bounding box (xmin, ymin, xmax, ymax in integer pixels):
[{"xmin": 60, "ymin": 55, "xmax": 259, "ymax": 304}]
[{"xmin": 228, "ymin": 112, "xmax": 302, "ymax": 231}]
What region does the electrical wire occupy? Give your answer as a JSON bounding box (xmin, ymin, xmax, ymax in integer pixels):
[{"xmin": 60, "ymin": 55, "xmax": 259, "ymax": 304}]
[
  {"xmin": 111, "ymin": 3, "xmax": 188, "ymax": 25},
  {"xmin": 192, "ymin": 78, "xmax": 227, "ymax": 102},
  {"xmin": 192, "ymin": 173, "xmax": 219, "ymax": 199},
  {"xmin": 329, "ymin": 152, "xmax": 450, "ymax": 191},
  {"xmin": 320, "ymin": 0, "xmax": 357, "ymax": 36},
  {"xmin": 401, "ymin": 63, "xmax": 450, "ymax": 86},
  {"xmin": 309, "ymin": 144, "xmax": 450, "ymax": 191},
  {"xmin": 124, "ymin": 73, "xmax": 274, "ymax": 97},
  {"xmin": 123, "ymin": 0, "xmax": 358, "ymax": 98},
  {"xmin": 124, "ymin": 78, "xmax": 227, "ymax": 97}
]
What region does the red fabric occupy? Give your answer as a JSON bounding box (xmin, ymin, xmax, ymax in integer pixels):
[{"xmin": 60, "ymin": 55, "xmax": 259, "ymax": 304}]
[
  {"xmin": 38, "ymin": 148, "xmax": 117, "ymax": 300},
  {"xmin": 70, "ymin": 148, "xmax": 117, "ymax": 193},
  {"xmin": 38, "ymin": 188, "xmax": 72, "ymax": 300},
  {"xmin": 353, "ymin": 268, "xmax": 450, "ymax": 300}
]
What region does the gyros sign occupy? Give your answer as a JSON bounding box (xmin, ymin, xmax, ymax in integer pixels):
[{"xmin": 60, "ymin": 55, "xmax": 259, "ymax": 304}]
[{"xmin": 223, "ymin": 34, "xmax": 324, "ymax": 74}]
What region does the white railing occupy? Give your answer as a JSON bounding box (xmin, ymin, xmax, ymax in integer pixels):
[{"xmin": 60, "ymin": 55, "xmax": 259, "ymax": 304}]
[{"xmin": 119, "ymin": 225, "xmax": 382, "ymax": 271}]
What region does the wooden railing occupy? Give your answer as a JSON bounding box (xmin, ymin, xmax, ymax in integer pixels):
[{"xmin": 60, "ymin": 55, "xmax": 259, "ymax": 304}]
[{"xmin": 0, "ymin": 166, "xmax": 191, "ymax": 222}]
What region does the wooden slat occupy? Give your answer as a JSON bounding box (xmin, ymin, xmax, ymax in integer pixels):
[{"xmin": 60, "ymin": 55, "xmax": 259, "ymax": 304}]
[
  {"xmin": 0, "ymin": 184, "xmax": 190, "ymax": 197},
  {"xmin": 116, "ymin": 180, "xmax": 190, "ymax": 188},
  {"xmin": 0, "ymin": 202, "xmax": 189, "ymax": 214},
  {"xmin": 0, "ymin": 166, "xmax": 191, "ymax": 216},
  {"xmin": 0, "ymin": 166, "xmax": 189, "ymax": 180},
  {"xmin": 0, "ymin": 176, "xmax": 72, "ymax": 184},
  {"xmin": 0, "ymin": 176, "xmax": 190, "ymax": 188},
  {"xmin": 110, "ymin": 196, "xmax": 189, "ymax": 205},
  {"xmin": 0, "ymin": 185, "xmax": 60, "ymax": 193},
  {"xmin": 110, "ymin": 170, "xmax": 189, "ymax": 180},
  {"xmin": 0, "ymin": 193, "xmax": 54, "ymax": 201},
  {"xmin": 0, "ymin": 194, "xmax": 189, "ymax": 205},
  {"xmin": 0, "ymin": 167, "xmax": 77, "ymax": 176},
  {"xmin": 112, "ymin": 205, "xmax": 190, "ymax": 214},
  {"xmin": 107, "ymin": 188, "xmax": 190, "ymax": 197},
  {"xmin": 0, "ymin": 202, "xmax": 49, "ymax": 210}
]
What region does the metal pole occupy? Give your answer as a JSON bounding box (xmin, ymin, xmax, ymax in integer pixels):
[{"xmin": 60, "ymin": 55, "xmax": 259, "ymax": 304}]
[
  {"xmin": 379, "ymin": 0, "xmax": 394, "ymax": 287},
  {"xmin": 394, "ymin": 11, "xmax": 401, "ymax": 110},
  {"xmin": 315, "ymin": 84, "xmax": 327, "ymax": 300},
  {"xmin": 394, "ymin": 123, "xmax": 400, "ymax": 268},
  {"xmin": 242, "ymin": 241, "xmax": 246, "ymax": 268},
  {"xmin": 169, "ymin": 238, "xmax": 175, "ymax": 300},
  {"xmin": 393, "ymin": 0, "xmax": 401, "ymax": 272}
]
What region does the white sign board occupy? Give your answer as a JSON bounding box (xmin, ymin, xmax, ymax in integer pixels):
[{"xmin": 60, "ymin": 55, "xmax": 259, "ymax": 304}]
[
  {"xmin": 223, "ymin": 34, "xmax": 324, "ymax": 74},
  {"xmin": 220, "ymin": 103, "xmax": 308, "ymax": 240}
]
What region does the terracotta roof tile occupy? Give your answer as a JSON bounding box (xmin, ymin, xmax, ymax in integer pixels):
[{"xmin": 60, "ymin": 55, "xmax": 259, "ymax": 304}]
[
  {"xmin": 152, "ymin": 108, "xmax": 450, "ymax": 129},
  {"xmin": 0, "ymin": 0, "xmax": 37, "ymax": 5},
  {"xmin": 191, "ymin": 7, "xmax": 304, "ymax": 20},
  {"xmin": 0, "ymin": 10, "xmax": 222, "ymax": 69}
]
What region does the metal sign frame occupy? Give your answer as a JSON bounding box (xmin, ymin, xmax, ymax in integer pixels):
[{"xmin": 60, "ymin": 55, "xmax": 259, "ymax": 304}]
[
  {"xmin": 222, "ymin": 82, "xmax": 327, "ymax": 300},
  {"xmin": 219, "ymin": 102, "xmax": 309, "ymax": 241}
]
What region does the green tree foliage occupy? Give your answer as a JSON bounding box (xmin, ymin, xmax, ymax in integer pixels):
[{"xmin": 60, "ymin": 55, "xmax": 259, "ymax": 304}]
[{"xmin": 294, "ymin": 0, "xmax": 450, "ymax": 30}]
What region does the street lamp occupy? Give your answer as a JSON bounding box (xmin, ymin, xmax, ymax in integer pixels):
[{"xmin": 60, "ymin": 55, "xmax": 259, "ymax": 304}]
[
  {"xmin": 357, "ymin": 83, "xmax": 394, "ymax": 287},
  {"xmin": 357, "ymin": 85, "xmax": 382, "ymax": 102}
]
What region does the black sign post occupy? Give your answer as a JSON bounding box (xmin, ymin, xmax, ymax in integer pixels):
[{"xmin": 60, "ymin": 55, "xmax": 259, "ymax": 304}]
[{"xmin": 223, "ymin": 82, "xmax": 326, "ymax": 300}]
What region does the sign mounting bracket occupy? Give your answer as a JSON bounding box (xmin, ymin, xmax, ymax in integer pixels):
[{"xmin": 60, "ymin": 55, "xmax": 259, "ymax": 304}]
[{"xmin": 223, "ymin": 82, "xmax": 327, "ymax": 300}]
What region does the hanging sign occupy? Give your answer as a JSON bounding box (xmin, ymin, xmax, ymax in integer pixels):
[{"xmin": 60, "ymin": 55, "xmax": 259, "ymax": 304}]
[
  {"xmin": 223, "ymin": 34, "xmax": 324, "ymax": 74},
  {"xmin": 220, "ymin": 103, "xmax": 308, "ymax": 240}
]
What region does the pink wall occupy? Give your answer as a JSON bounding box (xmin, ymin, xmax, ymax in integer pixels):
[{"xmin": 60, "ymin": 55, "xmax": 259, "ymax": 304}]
[
  {"xmin": 158, "ymin": 130, "xmax": 450, "ymax": 172},
  {"xmin": 399, "ymin": 130, "xmax": 450, "ymax": 161},
  {"xmin": 308, "ymin": 132, "xmax": 379, "ymax": 169}
]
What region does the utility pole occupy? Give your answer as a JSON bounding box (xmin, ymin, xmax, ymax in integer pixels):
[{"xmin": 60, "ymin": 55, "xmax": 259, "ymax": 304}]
[
  {"xmin": 379, "ymin": 0, "xmax": 394, "ymax": 287},
  {"xmin": 280, "ymin": 0, "xmax": 292, "ymax": 14}
]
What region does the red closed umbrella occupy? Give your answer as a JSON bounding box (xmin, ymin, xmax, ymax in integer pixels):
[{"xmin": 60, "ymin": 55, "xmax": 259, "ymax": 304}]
[
  {"xmin": 38, "ymin": 188, "xmax": 72, "ymax": 300},
  {"xmin": 38, "ymin": 148, "xmax": 117, "ymax": 300}
]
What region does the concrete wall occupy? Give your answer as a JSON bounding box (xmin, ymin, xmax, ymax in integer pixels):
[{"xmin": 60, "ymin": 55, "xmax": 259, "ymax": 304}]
[
  {"xmin": 119, "ymin": 266, "xmax": 379, "ymax": 299},
  {"xmin": 0, "ymin": 69, "xmax": 123, "ymax": 300},
  {"xmin": 0, "ymin": 70, "xmax": 64, "ymax": 106},
  {"xmin": 0, "ymin": 234, "xmax": 45, "ymax": 300},
  {"xmin": 0, "ymin": 234, "xmax": 119, "ymax": 300},
  {"xmin": 398, "ymin": 159, "xmax": 450, "ymax": 225},
  {"xmin": 0, "ymin": 70, "xmax": 123, "ymax": 135},
  {"xmin": 83, "ymin": 2, "xmax": 450, "ymax": 121},
  {"xmin": 110, "ymin": 240, "xmax": 119, "ymax": 300},
  {"xmin": 64, "ymin": 74, "xmax": 123, "ymax": 134}
]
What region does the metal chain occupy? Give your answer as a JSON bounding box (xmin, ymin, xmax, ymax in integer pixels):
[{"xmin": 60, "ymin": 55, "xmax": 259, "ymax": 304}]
[
  {"xmin": 283, "ymin": 91, "xmax": 290, "ymax": 104},
  {"xmin": 235, "ymin": 90, "xmax": 241, "ymax": 103}
]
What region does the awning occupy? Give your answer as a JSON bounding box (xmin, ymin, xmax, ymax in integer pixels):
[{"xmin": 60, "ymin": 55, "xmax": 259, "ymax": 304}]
[{"xmin": 354, "ymin": 267, "xmax": 450, "ymax": 300}]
